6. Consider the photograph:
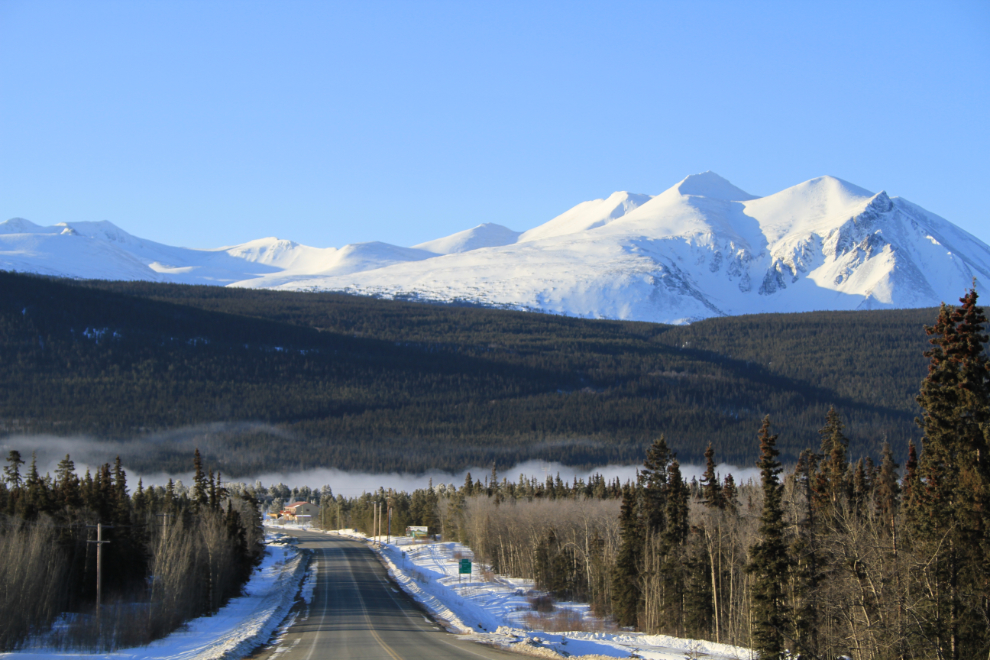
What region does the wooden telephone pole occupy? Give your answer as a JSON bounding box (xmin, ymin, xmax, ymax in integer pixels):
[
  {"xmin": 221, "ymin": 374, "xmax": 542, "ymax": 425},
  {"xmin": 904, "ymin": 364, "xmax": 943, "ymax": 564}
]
[{"xmin": 87, "ymin": 523, "xmax": 113, "ymax": 629}]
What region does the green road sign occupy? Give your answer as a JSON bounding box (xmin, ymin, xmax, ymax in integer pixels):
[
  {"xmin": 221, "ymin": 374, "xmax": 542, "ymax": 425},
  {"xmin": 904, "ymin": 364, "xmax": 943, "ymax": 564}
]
[{"xmin": 459, "ymin": 559, "xmax": 472, "ymax": 574}]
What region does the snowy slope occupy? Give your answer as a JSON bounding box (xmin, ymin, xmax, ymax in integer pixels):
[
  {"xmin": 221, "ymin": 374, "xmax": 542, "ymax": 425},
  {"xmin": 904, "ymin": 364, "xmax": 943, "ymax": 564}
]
[
  {"xmin": 414, "ymin": 223, "xmax": 521, "ymax": 254},
  {"xmin": 4, "ymin": 172, "xmax": 989, "ymax": 325},
  {"xmin": 517, "ymin": 191, "xmax": 653, "ymax": 243},
  {"xmin": 268, "ymin": 173, "xmax": 989, "ymax": 323},
  {"xmin": 0, "ymin": 219, "xmax": 431, "ymax": 287}
]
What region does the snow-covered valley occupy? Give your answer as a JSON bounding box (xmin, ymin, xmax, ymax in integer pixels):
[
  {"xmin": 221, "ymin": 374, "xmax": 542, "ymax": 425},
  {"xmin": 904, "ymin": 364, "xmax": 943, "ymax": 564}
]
[{"xmin": 4, "ymin": 173, "xmax": 987, "ymax": 324}]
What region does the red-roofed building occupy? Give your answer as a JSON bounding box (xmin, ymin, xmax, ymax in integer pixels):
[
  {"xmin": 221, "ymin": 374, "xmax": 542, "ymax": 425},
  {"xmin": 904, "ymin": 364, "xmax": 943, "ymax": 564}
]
[{"xmin": 280, "ymin": 501, "xmax": 318, "ymax": 522}]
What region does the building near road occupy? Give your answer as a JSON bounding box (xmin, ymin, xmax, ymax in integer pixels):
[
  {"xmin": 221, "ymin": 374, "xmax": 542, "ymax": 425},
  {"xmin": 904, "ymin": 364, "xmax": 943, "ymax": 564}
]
[{"xmin": 279, "ymin": 501, "xmax": 318, "ymax": 522}]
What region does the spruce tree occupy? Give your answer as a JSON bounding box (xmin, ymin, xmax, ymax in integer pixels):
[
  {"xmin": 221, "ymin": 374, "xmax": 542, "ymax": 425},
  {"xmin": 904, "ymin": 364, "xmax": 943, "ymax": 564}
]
[
  {"xmin": 875, "ymin": 441, "xmax": 901, "ymax": 536},
  {"xmin": 747, "ymin": 416, "xmax": 791, "ymax": 660},
  {"xmin": 640, "ymin": 436, "xmax": 673, "ymax": 535},
  {"xmin": 813, "ymin": 406, "xmax": 850, "ymax": 514},
  {"xmin": 193, "ymin": 448, "xmax": 208, "ymax": 511},
  {"xmin": 3, "ymin": 450, "xmax": 24, "ymax": 489},
  {"xmin": 701, "ymin": 443, "xmax": 724, "ymax": 509},
  {"xmin": 21, "ymin": 452, "xmax": 48, "ymax": 519},
  {"xmin": 722, "ymin": 474, "xmax": 738, "ymax": 513},
  {"xmin": 910, "ymin": 286, "xmax": 990, "ymax": 659},
  {"xmin": 660, "ymin": 459, "xmax": 689, "ymax": 634},
  {"xmin": 850, "ymin": 457, "xmax": 869, "ymax": 517},
  {"xmin": 612, "ymin": 483, "xmax": 642, "ymax": 628},
  {"xmin": 663, "ymin": 460, "xmax": 689, "ymax": 548},
  {"xmin": 790, "ymin": 449, "xmax": 820, "ymax": 658},
  {"xmin": 901, "ymin": 440, "xmax": 919, "ymax": 507},
  {"xmin": 55, "ymin": 454, "xmax": 81, "ymax": 510}
]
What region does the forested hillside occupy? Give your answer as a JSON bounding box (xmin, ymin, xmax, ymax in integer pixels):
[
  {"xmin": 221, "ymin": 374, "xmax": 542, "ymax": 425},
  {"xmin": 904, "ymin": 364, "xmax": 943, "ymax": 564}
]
[{"xmin": 0, "ymin": 272, "xmax": 935, "ymax": 475}]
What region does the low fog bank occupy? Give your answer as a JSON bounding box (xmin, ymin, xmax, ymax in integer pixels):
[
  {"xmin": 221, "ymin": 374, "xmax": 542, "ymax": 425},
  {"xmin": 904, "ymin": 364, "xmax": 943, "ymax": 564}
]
[
  {"xmin": 210, "ymin": 461, "xmax": 762, "ymax": 496},
  {"xmin": 0, "ymin": 422, "xmax": 292, "ymax": 472},
  {"xmin": 0, "ymin": 432, "xmax": 760, "ymax": 495}
]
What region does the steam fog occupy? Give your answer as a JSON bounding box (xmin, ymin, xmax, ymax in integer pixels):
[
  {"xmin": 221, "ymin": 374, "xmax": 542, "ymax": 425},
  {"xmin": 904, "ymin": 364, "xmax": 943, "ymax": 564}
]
[{"xmin": 0, "ymin": 433, "xmax": 761, "ymax": 496}]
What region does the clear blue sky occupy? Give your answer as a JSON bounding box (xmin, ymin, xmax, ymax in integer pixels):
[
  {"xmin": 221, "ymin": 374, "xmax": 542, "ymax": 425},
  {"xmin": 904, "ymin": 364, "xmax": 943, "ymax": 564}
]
[{"xmin": 2, "ymin": 1, "xmax": 988, "ymax": 249}]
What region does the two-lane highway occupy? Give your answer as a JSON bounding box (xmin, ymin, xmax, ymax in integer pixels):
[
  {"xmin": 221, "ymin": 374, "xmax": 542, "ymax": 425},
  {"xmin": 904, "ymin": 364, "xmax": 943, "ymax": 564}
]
[{"xmin": 251, "ymin": 530, "xmax": 518, "ymax": 660}]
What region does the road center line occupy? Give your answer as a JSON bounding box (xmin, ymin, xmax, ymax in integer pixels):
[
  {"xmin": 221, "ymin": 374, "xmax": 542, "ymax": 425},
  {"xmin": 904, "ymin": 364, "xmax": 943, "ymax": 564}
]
[
  {"xmin": 341, "ymin": 542, "xmax": 406, "ymax": 660},
  {"xmin": 303, "ymin": 544, "xmax": 329, "ymax": 660}
]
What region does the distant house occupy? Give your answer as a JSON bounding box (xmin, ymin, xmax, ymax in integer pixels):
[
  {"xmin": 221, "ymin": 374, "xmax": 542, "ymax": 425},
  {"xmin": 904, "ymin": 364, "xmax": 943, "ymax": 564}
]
[{"xmin": 280, "ymin": 501, "xmax": 318, "ymax": 522}]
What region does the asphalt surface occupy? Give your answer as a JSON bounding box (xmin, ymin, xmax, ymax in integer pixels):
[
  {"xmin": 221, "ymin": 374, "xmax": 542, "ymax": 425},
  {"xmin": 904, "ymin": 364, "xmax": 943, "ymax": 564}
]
[{"xmin": 249, "ymin": 530, "xmax": 519, "ymax": 660}]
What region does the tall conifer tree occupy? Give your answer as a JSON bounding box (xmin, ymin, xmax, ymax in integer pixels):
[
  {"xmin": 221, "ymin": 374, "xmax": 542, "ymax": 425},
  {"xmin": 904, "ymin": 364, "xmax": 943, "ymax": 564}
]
[
  {"xmin": 192, "ymin": 448, "xmax": 208, "ymax": 511},
  {"xmin": 910, "ymin": 286, "xmax": 990, "ymax": 659},
  {"xmin": 640, "ymin": 436, "xmax": 673, "ymax": 535},
  {"xmin": 747, "ymin": 416, "xmax": 791, "ymax": 660},
  {"xmin": 612, "ymin": 483, "xmax": 642, "ymax": 628},
  {"xmin": 814, "ymin": 406, "xmax": 850, "ymax": 513},
  {"xmin": 790, "ymin": 449, "xmax": 820, "ymax": 658},
  {"xmin": 701, "ymin": 443, "xmax": 724, "ymax": 509}
]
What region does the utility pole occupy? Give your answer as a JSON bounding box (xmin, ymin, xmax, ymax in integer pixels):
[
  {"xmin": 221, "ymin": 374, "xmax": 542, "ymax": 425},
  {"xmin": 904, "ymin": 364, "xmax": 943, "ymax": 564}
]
[
  {"xmin": 87, "ymin": 523, "xmax": 113, "ymax": 631},
  {"xmin": 387, "ymin": 505, "xmax": 392, "ymax": 545}
]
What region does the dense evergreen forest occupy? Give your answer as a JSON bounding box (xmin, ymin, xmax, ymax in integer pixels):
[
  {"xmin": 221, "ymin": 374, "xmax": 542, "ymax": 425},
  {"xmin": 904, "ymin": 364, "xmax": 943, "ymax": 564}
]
[{"xmin": 0, "ymin": 271, "xmax": 935, "ymax": 474}]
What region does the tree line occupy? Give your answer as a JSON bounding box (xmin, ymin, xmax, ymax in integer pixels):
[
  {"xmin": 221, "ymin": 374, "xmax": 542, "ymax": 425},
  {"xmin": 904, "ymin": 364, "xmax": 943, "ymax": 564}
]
[{"xmin": 0, "ymin": 448, "xmax": 264, "ymax": 651}]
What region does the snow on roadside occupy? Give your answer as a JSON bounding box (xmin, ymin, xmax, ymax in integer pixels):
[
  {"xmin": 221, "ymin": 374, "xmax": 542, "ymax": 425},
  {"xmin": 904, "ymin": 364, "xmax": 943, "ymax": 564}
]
[
  {"xmin": 2, "ymin": 539, "xmax": 309, "ymax": 660},
  {"xmin": 332, "ymin": 528, "xmax": 754, "ymax": 660}
]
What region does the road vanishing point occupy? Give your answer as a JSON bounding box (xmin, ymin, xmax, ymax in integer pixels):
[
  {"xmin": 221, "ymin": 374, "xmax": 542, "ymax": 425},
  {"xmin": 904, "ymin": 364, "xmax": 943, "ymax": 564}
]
[{"xmin": 250, "ymin": 529, "xmax": 519, "ymax": 660}]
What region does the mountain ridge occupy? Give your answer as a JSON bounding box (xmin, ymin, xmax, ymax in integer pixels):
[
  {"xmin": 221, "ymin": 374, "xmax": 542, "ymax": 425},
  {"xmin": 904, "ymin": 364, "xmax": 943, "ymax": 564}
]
[{"xmin": 3, "ymin": 172, "xmax": 987, "ymax": 324}]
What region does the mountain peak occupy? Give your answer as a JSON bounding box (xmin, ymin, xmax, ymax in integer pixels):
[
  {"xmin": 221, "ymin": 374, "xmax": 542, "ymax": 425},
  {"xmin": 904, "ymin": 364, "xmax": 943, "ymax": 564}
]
[
  {"xmin": 0, "ymin": 217, "xmax": 45, "ymax": 234},
  {"xmin": 413, "ymin": 223, "xmax": 521, "ymax": 255},
  {"xmin": 56, "ymin": 220, "xmax": 139, "ymax": 245},
  {"xmin": 800, "ymin": 175, "xmax": 875, "ymax": 200},
  {"xmin": 672, "ymin": 172, "xmax": 757, "ymax": 201}
]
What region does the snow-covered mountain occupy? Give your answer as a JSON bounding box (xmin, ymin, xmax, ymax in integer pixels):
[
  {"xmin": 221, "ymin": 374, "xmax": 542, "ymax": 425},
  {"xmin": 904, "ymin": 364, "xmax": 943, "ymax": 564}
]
[{"xmin": 4, "ymin": 172, "xmax": 989, "ymax": 324}]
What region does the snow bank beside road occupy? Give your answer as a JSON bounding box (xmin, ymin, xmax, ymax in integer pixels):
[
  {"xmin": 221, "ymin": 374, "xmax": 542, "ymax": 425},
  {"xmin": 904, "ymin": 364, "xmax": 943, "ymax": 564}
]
[
  {"xmin": 2, "ymin": 541, "xmax": 308, "ymax": 660},
  {"xmin": 332, "ymin": 529, "xmax": 754, "ymax": 660}
]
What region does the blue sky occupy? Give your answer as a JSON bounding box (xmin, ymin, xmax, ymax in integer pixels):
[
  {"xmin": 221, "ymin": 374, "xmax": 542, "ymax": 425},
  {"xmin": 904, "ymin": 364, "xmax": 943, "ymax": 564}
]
[{"xmin": 2, "ymin": 1, "xmax": 988, "ymax": 249}]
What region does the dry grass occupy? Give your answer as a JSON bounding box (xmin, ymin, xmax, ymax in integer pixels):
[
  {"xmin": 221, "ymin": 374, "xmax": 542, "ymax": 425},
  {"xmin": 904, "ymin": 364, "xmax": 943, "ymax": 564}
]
[
  {"xmin": 528, "ymin": 594, "xmax": 555, "ymax": 613},
  {"xmin": 0, "ymin": 522, "xmax": 69, "ymax": 650},
  {"xmin": 520, "ymin": 608, "xmax": 617, "ymax": 633},
  {"xmin": 47, "ymin": 601, "xmax": 158, "ymax": 652}
]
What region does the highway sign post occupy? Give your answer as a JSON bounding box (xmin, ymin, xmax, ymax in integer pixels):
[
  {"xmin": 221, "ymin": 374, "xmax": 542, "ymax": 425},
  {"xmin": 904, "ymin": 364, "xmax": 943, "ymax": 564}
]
[{"xmin": 458, "ymin": 558, "xmax": 471, "ymax": 584}]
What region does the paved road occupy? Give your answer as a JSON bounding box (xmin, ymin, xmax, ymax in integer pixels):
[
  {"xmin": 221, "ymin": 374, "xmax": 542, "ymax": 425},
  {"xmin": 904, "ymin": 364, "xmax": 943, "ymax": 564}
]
[{"xmin": 250, "ymin": 530, "xmax": 518, "ymax": 660}]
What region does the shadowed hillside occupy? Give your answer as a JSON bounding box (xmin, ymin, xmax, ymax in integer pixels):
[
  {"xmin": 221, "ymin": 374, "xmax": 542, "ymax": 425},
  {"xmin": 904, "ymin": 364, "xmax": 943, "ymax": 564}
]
[{"xmin": 0, "ymin": 272, "xmax": 935, "ymax": 475}]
